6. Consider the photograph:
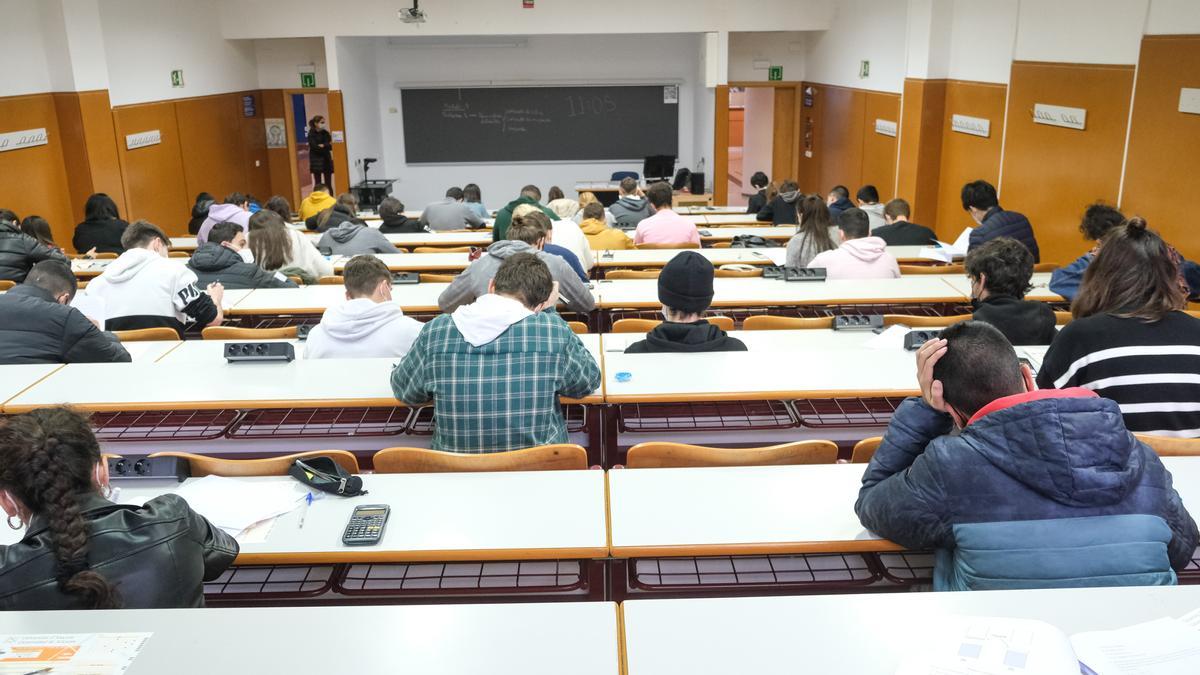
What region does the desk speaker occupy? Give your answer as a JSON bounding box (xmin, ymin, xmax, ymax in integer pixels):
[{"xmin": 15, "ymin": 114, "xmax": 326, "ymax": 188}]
[{"xmin": 689, "ymin": 172, "xmax": 706, "ymax": 195}]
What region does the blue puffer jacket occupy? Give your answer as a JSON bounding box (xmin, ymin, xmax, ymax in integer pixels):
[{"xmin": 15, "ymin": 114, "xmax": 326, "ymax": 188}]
[
  {"xmin": 968, "ymin": 206, "xmax": 1040, "ymax": 262},
  {"xmin": 855, "ymin": 393, "xmax": 1198, "ymax": 590},
  {"xmin": 1051, "ymin": 252, "xmax": 1200, "ymax": 301}
]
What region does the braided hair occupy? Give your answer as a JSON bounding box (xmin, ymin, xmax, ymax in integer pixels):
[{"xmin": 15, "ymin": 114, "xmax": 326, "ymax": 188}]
[{"xmin": 0, "ymin": 408, "xmax": 120, "ymax": 608}]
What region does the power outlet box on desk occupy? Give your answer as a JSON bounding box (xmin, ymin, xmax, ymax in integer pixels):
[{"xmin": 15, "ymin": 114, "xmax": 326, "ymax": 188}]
[
  {"xmin": 903, "ymin": 329, "xmax": 942, "ymax": 350},
  {"xmin": 107, "ymin": 456, "xmax": 190, "ymax": 482},
  {"xmin": 392, "ymin": 272, "xmax": 419, "ymax": 284},
  {"xmin": 833, "ymin": 315, "xmax": 884, "ymax": 331},
  {"xmin": 224, "ymin": 342, "xmax": 296, "ymax": 363},
  {"xmin": 783, "ymin": 267, "xmax": 826, "ymax": 282}
]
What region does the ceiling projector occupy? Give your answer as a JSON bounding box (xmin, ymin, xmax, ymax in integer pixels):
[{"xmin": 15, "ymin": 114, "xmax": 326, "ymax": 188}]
[{"xmin": 398, "ymin": 1, "xmax": 426, "ymax": 23}]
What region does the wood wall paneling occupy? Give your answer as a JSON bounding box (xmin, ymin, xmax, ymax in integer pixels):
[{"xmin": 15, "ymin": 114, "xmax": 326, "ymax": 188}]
[
  {"xmin": 236, "ymin": 91, "xmax": 272, "ymax": 202},
  {"xmin": 771, "ymin": 86, "xmax": 797, "ymax": 184},
  {"xmin": 713, "ymin": 85, "xmax": 730, "ymax": 206},
  {"xmin": 797, "ymin": 85, "xmax": 821, "ymax": 191},
  {"xmin": 175, "ymin": 94, "xmax": 250, "ymax": 210},
  {"xmin": 112, "ymin": 102, "xmax": 189, "ymax": 234},
  {"xmin": 935, "ymin": 81, "xmax": 1008, "ymax": 241},
  {"xmin": 76, "ymin": 90, "xmax": 126, "ymax": 216},
  {"xmin": 1000, "ymin": 62, "xmax": 1134, "ymax": 264},
  {"xmin": 1120, "ymin": 35, "xmax": 1200, "ymax": 260},
  {"xmin": 860, "ymin": 92, "xmax": 901, "ymax": 203},
  {"xmin": 326, "ymin": 91, "xmax": 352, "ymax": 194},
  {"xmin": 728, "ymin": 108, "xmax": 745, "ymax": 147},
  {"xmin": 51, "ymin": 92, "xmax": 94, "ymax": 238},
  {"xmin": 260, "ymin": 90, "xmax": 299, "ymax": 207},
  {"xmin": 814, "ymin": 84, "xmax": 866, "ymax": 194},
  {"xmin": 896, "ymin": 78, "xmax": 947, "ymax": 231},
  {"xmin": 0, "ymin": 93, "xmax": 75, "ymax": 249}
]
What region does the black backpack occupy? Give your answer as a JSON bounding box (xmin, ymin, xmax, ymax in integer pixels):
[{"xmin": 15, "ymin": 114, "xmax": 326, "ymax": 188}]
[{"xmin": 730, "ymin": 234, "xmax": 778, "ymax": 249}]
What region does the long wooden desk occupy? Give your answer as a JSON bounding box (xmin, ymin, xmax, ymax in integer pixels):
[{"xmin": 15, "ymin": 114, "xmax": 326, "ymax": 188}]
[
  {"xmin": 595, "ymin": 275, "xmax": 967, "ymax": 310},
  {"xmin": 943, "ymin": 271, "xmax": 1062, "ymax": 302},
  {"xmin": 226, "ymin": 283, "xmax": 451, "ymax": 315},
  {"xmin": 0, "ymin": 602, "xmax": 620, "ymax": 675},
  {"xmin": 623, "ymin": 586, "xmax": 1200, "ymax": 675},
  {"xmin": 0, "ymin": 363, "xmax": 63, "ymax": 410}
]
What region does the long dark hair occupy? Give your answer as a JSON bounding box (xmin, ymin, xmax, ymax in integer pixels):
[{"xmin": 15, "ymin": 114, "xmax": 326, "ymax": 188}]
[
  {"xmin": 264, "ymin": 195, "xmax": 292, "ymax": 223},
  {"xmin": 463, "ymin": 183, "xmax": 482, "ymax": 204},
  {"xmin": 1073, "ymin": 217, "xmax": 1186, "ymax": 322},
  {"xmin": 796, "ymin": 194, "xmax": 836, "ymax": 250},
  {"xmin": 0, "ymin": 408, "xmax": 121, "ymax": 609},
  {"xmin": 83, "ymin": 194, "xmax": 120, "ymax": 222},
  {"xmin": 20, "ymin": 215, "xmax": 56, "ymax": 247},
  {"xmin": 247, "ymin": 210, "xmax": 292, "ymax": 272}
]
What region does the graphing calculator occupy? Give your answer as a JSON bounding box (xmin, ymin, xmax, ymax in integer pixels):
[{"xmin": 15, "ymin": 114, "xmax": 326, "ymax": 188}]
[{"xmin": 342, "ymin": 505, "xmax": 390, "ymax": 546}]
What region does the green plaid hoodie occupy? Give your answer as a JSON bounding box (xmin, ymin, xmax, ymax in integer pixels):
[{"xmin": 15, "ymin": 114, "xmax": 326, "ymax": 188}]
[{"xmin": 390, "ymin": 310, "xmax": 600, "ymax": 453}]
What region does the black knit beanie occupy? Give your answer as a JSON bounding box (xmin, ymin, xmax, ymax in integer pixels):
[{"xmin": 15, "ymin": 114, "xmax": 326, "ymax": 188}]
[{"xmin": 658, "ymin": 251, "xmax": 715, "ymax": 314}]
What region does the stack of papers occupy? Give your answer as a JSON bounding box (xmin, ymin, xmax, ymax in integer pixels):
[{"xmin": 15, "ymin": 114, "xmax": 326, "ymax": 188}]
[
  {"xmin": 919, "ymin": 227, "xmax": 973, "ymax": 263},
  {"xmin": 173, "ymin": 476, "xmax": 308, "ymax": 536},
  {"xmin": 0, "ymin": 633, "xmax": 151, "ymax": 675}
]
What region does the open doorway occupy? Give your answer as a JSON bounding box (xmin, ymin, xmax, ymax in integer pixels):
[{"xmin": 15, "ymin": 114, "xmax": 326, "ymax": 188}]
[
  {"xmin": 291, "ymin": 93, "xmax": 330, "ymax": 199},
  {"xmin": 727, "ymin": 87, "xmax": 776, "ymax": 208}
]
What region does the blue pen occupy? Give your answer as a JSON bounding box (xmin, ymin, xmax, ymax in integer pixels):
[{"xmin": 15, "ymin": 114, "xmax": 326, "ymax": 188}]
[{"xmin": 299, "ymin": 492, "xmax": 313, "ymax": 529}]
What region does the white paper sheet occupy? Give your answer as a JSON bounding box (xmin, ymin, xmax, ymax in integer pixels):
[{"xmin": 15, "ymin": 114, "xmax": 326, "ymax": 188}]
[
  {"xmin": 171, "ymin": 476, "xmax": 308, "ymax": 534},
  {"xmin": 70, "ymin": 293, "xmax": 107, "ymax": 331},
  {"xmin": 866, "ymin": 324, "xmax": 911, "ymax": 351},
  {"xmin": 920, "ymin": 227, "xmax": 974, "ymax": 263},
  {"xmin": 0, "ymin": 632, "xmax": 151, "ymax": 675},
  {"xmin": 1071, "ymin": 616, "xmax": 1200, "ymax": 675},
  {"xmin": 895, "ymin": 616, "xmax": 1079, "ymax": 675}
]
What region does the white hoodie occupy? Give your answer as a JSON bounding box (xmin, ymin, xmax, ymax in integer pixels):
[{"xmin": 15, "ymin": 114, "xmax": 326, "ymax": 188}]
[
  {"xmin": 82, "ymin": 248, "xmax": 206, "ymax": 329},
  {"xmin": 551, "ymin": 219, "xmax": 595, "ymax": 271},
  {"xmin": 450, "ymin": 294, "xmax": 532, "ymax": 347},
  {"xmin": 305, "ymin": 298, "xmax": 423, "ymax": 359}
]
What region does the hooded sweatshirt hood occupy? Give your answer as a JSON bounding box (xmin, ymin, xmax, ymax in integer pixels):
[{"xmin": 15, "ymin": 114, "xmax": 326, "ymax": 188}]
[
  {"xmin": 634, "ymin": 321, "xmax": 745, "ymax": 353},
  {"xmin": 451, "ymin": 293, "xmax": 533, "ymax": 346},
  {"xmin": 103, "ymin": 247, "xmax": 161, "ymax": 284},
  {"xmin": 841, "ymin": 236, "xmax": 889, "ymax": 262},
  {"xmin": 328, "ymin": 220, "xmax": 365, "ymax": 243},
  {"xmin": 779, "ymin": 190, "xmax": 801, "ymax": 203},
  {"xmin": 578, "ymin": 218, "xmax": 608, "ymax": 235},
  {"xmin": 205, "ymin": 203, "xmax": 246, "ymax": 225},
  {"xmin": 302, "ymin": 191, "xmax": 336, "ymax": 211},
  {"xmin": 320, "ymin": 298, "xmax": 404, "ymax": 341},
  {"xmin": 485, "ymin": 239, "xmax": 537, "ymax": 260},
  {"xmin": 961, "ymin": 393, "xmax": 1144, "ymax": 508},
  {"xmin": 614, "ymin": 195, "xmax": 650, "ymax": 214},
  {"xmin": 187, "ymin": 242, "xmax": 241, "ymax": 272}
]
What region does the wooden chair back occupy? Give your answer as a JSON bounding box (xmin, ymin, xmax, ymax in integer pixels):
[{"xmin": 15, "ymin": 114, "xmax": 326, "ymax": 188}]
[
  {"xmin": 1134, "ymin": 434, "xmax": 1200, "ymax": 457},
  {"xmin": 625, "ymin": 441, "xmax": 839, "ymax": 468},
  {"xmin": 743, "ymin": 315, "xmax": 834, "ymax": 330},
  {"xmin": 898, "ymin": 264, "xmax": 965, "ymax": 275},
  {"xmin": 0, "ymin": 280, "xmax": 14, "ymax": 291},
  {"xmin": 414, "ymin": 246, "xmax": 472, "ymax": 253},
  {"xmin": 710, "ymin": 242, "xmax": 732, "ymax": 249},
  {"xmin": 714, "ymin": 267, "xmax": 763, "ymax": 278},
  {"xmin": 167, "ymin": 251, "xmax": 190, "ymax": 259},
  {"xmin": 611, "ymin": 316, "xmax": 734, "ymax": 333},
  {"xmin": 373, "ymin": 444, "xmax": 588, "ymax": 473},
  {"xmin": 882, "ymin": 314, "xmax": 971, "ymax": 328},
  {"xmin": 1033, "ymin": 263, "xmax": 1060, "ymax": 273},
  {"xmin": 148, "ymin": 450, "xmax": 360, "ymax": 477},
  {"xmin": 634, "ymin": 242, "xmax": 700, "ymax": 250},
  {"xmin": 113, "ymin": 327, "xmax": 179, "ymax": 342},
  {"xmin": 74, "ymin": 252, "xmax": 117, "ymax": 260},
  {"xmin": 1055, "ymin": 311, "xmax": 1073, "ymax": 325},
  {"xmin": 287, "ymin": 275, "xmax": 304, "ymax": 286},
  {"xmin": 317, "ymin": 275, "xmax": 344, "ymax": 285},
  {"xmin": 850, "ymin": 437, "xmax": 882, "ymax": 464},
  {"xmin": 605, "ymin": 269, "xmax": 660, "ymax": 280},
  {"xmin": 201, "ymin": 326, "xmax": 298, "ymax": 340},
  {"xmin": 566, "ymin": 321, "xmax": 589, "ymax": 335},
  {"xmin": 419, "ymin": 273, "xmax": 458, "ymax": 283}
]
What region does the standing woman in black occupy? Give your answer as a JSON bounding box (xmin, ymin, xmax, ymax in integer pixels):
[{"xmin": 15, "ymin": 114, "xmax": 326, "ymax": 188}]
[{"xmin": 307, "ymin": 115, "xmax": 334, "ymax": 192}]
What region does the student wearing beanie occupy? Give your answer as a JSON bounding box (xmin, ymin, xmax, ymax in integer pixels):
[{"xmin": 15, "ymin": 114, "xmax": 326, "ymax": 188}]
[{"xmin": 625, "ymin": 251, "xmax": 747, "ymax": 354}]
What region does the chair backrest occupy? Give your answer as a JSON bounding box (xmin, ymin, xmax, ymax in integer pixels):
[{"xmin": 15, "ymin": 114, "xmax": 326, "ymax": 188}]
[
  {"xmin": 611, "ymin": 316, "xmax": 734, "ymax": 333},
  {"xmin": 1032, "ymin": 262, "xmax": 1060, "ymax": 273},
  {"xmin": 625, "ymin": 441, "xmax": 838, "ymax": 468},
  {"xmin": 714, "ymin": 267, "xmax": 763, "ymax": 278},
  {"xmin": 850, "ymin": 437, "xmax": 882, "ymax": 463},
  {"xmin": 317, "ymin": 275, "xmax": 344, "ymax": 285},
  {"xmin": 414, "ymin": 246, "xmax": 472, "ymax": 253},
  {"xmin": 611, "ymin": 171, "xmax": 639, "ymax": 182},
  {"xmin": 167, "ymin": 251, "xmax": 190, "ymax": 259},
  {"xmin": 1054, "ymin": 310, "xmax": 1073, "ymax": 326},
  {"xmin": 606, "ymin": 269, "xmax": 660, "ymax": 280},
  {"xmin": 201, "ymin": 326, "xmax": 298, "ymax": 340},
  {"xmin": 935, "ymin": 515, "xmax": 1176, "ymax": 591},
  {"xmin": 1134, "ymin": 434, "xmax": 1200, "ymax": 457},
  {"xmin": 0, "ymin": 280, "xmax": 14, "ymax": 291},
  {"xmin": 743, "ymin": 315, "xmax": 834, "ymax": 330},
  {"xmin": 566, "ymin": 321, "xmax": 589, "ymax": 335},
  {"xmin": 373, "ymin": 444, "xmax": 588, "ymax": 473},
  {"xmin": 882, "ymin": 314, "xmax": 971, "ymax": 328},
  {"xmin": 286, "ymin": 275, "xmax": 304, "ymax": 286},
  {"xmin": 898, "ymin": 264, "xmax": 965, "ymax": 275},
  {"xmin": 77, "ymin": 252, "xmax": 117, "ymax": 260},
  {"xmin": 710, "ymin": 242, "xmax": 732, "ymax": 249},
  {"xmin": 113, "ymin": 327, "xmax": 180, "ymax": 342},
  {"xmin": 634, "ymin": 242, "xmax": 700, "ymax": 250},
  {"xmin": 419, "ymin": 273, "xmax": 459, "ymax": 283},
  {"xmin": 148, "ymin": 450, "xmax": 360, "ymax": 477}
]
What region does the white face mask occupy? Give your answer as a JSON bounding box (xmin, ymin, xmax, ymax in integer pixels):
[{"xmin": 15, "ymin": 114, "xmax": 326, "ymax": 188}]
[{"xmin": 238, "ymin": 247, "xmax": 255, "ymax": 264}]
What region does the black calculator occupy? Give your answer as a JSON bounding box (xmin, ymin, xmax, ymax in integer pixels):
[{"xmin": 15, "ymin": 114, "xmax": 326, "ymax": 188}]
[{"xmin": 342, "ymin": 505, "xmax": 390, "ymax": 546}]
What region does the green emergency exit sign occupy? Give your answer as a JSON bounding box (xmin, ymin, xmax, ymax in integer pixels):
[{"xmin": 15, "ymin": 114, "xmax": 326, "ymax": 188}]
[
  {"xmin": 768, "ymin": 66, "xmax": 783, "ymax": 82},
  {"xmin": 300, "ymin": 72, "xmax": 317, "ymax": 88}
]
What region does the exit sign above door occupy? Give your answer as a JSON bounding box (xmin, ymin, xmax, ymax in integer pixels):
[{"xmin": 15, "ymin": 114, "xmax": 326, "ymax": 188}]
[{"xmin": 768, "ymin": 66, "xmax": 783, "ymax": 81}]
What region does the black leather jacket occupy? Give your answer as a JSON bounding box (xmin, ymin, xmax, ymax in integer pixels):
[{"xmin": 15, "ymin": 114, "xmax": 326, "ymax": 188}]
[
  {"xmin": 0, "ymin": 493, "xmax": 238, "ymax": 610},
  {"xmin": 0, "ymin": 221, "xmax": 67, "ymax": 282}
]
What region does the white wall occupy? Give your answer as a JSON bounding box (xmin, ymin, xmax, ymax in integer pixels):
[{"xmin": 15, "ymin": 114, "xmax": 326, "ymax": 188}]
[
  {"xmin": 254, "ymin": 38, "xmax": 328, "ymax": 90},
  {"xmin": 728, "ymin": 32, "xmax": 807, "ymax": 82},
  {"xmin": 740, "ymin": 87, "xmax": 776, "ymax": 197},
  {"xmin": 336, "ymin": 37, "xmax": 384, "ymax": 187},
  {"xmin": 0, "ymin": 0, "xmax": 60, "ymax": 97},
  {"xmin": 98, "ymin": 0, "xmax": 258, "ymax": 106},
  {"xmin": 946, "ymin": 0, "xmax": 1017, "ymax": 83},
  {"xmin": 1013, "ymin": 0, "xmax": 1149, "ymax": 65},
  {"xmin": 1146, "ymin": 0, "xmax": 1200, "ymax": 34},
  {"xmin": 804, "ymin": 0, "xmax": 908, "ymax": 92},
  {"xmin": 368, "ymin": 33, "xmax": 706, "ymax": 210}
]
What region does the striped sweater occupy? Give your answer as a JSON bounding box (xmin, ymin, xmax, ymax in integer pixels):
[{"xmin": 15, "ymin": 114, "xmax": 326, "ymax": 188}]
[{"xmin": 1037, "ymin": 311, "xmax": 1200, "ymax": 437}]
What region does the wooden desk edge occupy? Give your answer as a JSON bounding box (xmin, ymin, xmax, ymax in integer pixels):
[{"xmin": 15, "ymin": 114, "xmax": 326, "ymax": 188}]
[
  {"xmin": 609, "ymin": 540, "xmax": 905, "ymax": 558},
  {"xmin": 3, "ymin": 395, "xmax": 600, "ymax": 414},
  {"xmin": 235, "ymin": 545, "xmax": 610, "ymax": 566},
  {"xmin": 604, "ymin": 389, "xmax": 919, "ymax": 404}
]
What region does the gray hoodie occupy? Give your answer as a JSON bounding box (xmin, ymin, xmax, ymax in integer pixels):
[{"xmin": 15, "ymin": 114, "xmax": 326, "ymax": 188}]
[
  {"xmin": 860, "ymin": 202, "xmax": 887, "ymax": 232},
  {"xmin": 609, "ymin": 195, "xmax": 652, "ymax": 228},
  {"xmin": 420, "ymin": 198, "xmax": 484, "ymax": 231},
  {"xmin": 317, "ymin": 222, "xmax": 396, "ymax": 255},
  {"xmin": 437, "ymin": 240, "xmax": 596, "ymax": 314}
]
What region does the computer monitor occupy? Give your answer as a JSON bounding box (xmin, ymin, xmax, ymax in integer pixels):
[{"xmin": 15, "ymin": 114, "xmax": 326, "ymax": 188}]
[{"xmin": 643, "ymin": 155, "xmax": 676, "ymax": 183}]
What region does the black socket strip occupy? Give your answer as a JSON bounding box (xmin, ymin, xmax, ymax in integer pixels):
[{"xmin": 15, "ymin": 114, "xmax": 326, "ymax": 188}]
[
  {"xmin": 903, "ymin": 330, "xmax": 943, "ymax": 350},
  {"xmin": 392, "ymin": 272, "xmax": 420, "ymax": 284},
  {"xmin": 783, "ymin": 267, "xmax": 827, "ymax": 282},
  {"xmin": 107, "ymin": 455, "xmax": 191, "ymax": 482},
  {"xmin": 833, "ymin": 315, "xmax": 885, "ymax": 331},
  {"xmin": 224, "ymin": 342, "xmax": 296, "ymax": 363}
]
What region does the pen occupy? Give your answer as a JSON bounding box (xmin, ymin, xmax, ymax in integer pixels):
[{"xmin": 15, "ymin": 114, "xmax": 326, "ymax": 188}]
[{"xmin": 299, "ymin": 492, "xmax": 313, "ymax": 529}]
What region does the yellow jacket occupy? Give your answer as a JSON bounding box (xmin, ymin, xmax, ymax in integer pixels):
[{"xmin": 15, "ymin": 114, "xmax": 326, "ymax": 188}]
[
  {"xmin": 298, "ymin": 191, "xmax": 337, "ymax": 221},
  {"xmin": 579, "ymin": 218, "xmax": 631, "ymax": 251}
]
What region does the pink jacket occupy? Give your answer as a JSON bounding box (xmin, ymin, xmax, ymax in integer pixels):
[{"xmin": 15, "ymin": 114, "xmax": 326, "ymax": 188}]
[
  {"xmin": 807, "ymin": 237, "xmax": 900, "ymax": 279},
  {"xmin": 633, "ymin": 209, "xmax": 701, "ymax": 246}
]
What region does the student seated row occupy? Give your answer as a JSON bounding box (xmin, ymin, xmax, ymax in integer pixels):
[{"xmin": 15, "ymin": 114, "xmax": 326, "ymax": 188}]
[
  {"xmin": 856, "ymin": 320, "xmax": 1197, "ymax": 590},
  {"xmin": 392, "ymin": 253, "xmax": 601, "ymax": 453},
  {"xmin": 0, "ymin": 212, "xmax": 68, "ymax": 282},
  {"xmin": 438, "ymin": 213, "xmax": 595, "ymax": 314},
  {"xmin": 0, "ymin": 407, "xmax": 237, "ymax": 610},
  {"xmin": 306, "ymin": 255, "xmax": 422, "ymax": 359},
  {"xmin": 872, "ymin": 198, "xmax": 936, "ymax": 246},
  {"xmin": 807, "ymin": 208, "xmax": 900, "ymax": 279},
  {"xmin": 492, "ymin": 185, "xmax": 595, "ymax": 270},
  {"xmin": 0, "ymin": 261, "xmax": 130, "ymax": 365},
  {"xmin": 188, "ymin": 222, "xmax": 296, "ymax": 290},
  {"xmin": 81, "ymin": 221, "xmax": 225, "ymax": 336},
  {"xmin": 624, "ymin": 251, "xmax": 745, "ymax": 353}
]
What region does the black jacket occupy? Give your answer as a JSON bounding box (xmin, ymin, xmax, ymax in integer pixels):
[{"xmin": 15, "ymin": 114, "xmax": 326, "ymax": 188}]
[
  {"xmin": 972, "ymin": 295, "xmax": 1057, "ymax": 346},
  {"xmin": 378, "ymin": 214, "xmax": 426, "ymax": 234},
  {"xmin": 0, "ymin": 222, "xmax": 68, "ymax": 282},
  {"xmin": 969, "ymin": 207, "xmax": 1040, "ymax": 263},
  {"xmin": 0, "ymin": 285, "xmax": 131, "ymax": 364},
  {"xmin": 625, "ymin": 321, "xmax": 748, "ymax": 353},
  {"xmin": 308, "ymin": 128, "xmax": 333, "ymax": 174},
  {"xmin": 0, "ymin": 493, "xmax": 237, "ymax": 610},
  {"xmin": 827, "ymin": 197, "xmax": 854, "ymax": 221},
  {"xmin": 72, "ymin": 218, "xmax": 128, "ymax": 255},
  {"xmin": 305, "ymin": 207, "xmax": 363, "ymax": 233},
  {"xmin": 873, "ymin": 220, "xmax": 937, "ymax": 246},
  {"xmin": 746, "ymin": 189, "xmax": 767, "ymax": 215},
  {"xmin": 756, "ymin": 194, "xmax": 800, "ymax": 226},
  {"xmin": 187, "ymin": 243, "xmax": 298, "ymax": 290}
]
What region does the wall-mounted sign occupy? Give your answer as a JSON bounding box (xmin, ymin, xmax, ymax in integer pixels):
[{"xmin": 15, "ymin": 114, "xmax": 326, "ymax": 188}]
[
  {"xmin": 803, "ymin": 86, "xmax": 814, "ymax": 108},
  {"xmin": 265, "ymin": 118, "xmax": 287, "ymax": 148},
  {"xmin": 331, "ymin": 130, "xmax": 345, "ymax": 143},
  {"xmin": 170, "ymin": 69, "xmax": 184, "ymax": 88},
  {"xmin": 126, "ymin": 130, "xmax": 162, "ymax": 150},
  {"xmin": 951, "ymin": 114, "xmax": 991, "ymax": 138},
  {"xmin": 663, "ymin": 85, "xmax": 678, "ymax": 104},
  {"xmin": 0, "ymin": 128, "xmax": 48, "ymax": 153},
  {"xmin": 859, "ymin": 60, "xmax": 870, "ymax": 78},
  {"xmin": 768, "ymin": 66, "xmax": 783, "ymax": 82},
  {"xmin": 1180, "ymin": 87, "xmax": 1200, "ymax": 115},
  {"xmin": 874, "ymin": 119, "xmax": 897, "ymax": 137},
  {"xmin": 1033, "ymin": 103, "xmax": 1086, "ymax": 130},
  {"xmin": 300, "ymin": 72, "xmax": 317, "ymax": 88},
  {"xmin": 242, "ymin": 94, "xmax": 256, "ymax": 118}
]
